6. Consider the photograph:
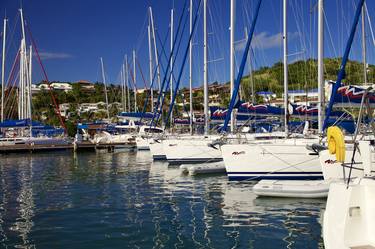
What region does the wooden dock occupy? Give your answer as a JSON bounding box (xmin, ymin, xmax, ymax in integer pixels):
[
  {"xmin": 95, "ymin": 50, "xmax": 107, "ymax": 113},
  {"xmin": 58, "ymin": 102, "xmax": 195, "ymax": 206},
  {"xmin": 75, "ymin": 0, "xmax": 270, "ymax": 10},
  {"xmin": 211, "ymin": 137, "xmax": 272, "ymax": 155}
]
[
  {"xmin": 0, "ymin": 141, "xmax": 137, "ymax": 153},
  {"xmin": 0, "ymin": 143, "xmax": 73, "ymax": 153}
]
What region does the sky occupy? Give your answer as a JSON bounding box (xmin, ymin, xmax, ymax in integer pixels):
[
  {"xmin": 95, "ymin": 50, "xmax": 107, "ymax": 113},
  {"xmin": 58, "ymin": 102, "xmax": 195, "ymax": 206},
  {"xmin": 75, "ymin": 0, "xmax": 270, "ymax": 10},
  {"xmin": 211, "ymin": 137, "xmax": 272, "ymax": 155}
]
[{"xmin": 1, "ymin": 0, "xmax": 375, "ymax": 89}]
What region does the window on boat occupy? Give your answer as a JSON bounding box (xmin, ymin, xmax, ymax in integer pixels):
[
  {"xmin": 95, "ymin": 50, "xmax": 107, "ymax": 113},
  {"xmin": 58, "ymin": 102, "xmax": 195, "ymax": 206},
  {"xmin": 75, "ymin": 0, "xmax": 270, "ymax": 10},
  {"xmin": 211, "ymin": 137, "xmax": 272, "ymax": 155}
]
[{"xmin": 144, "ymin": 128, "xmax": 163, "ymax": 133}]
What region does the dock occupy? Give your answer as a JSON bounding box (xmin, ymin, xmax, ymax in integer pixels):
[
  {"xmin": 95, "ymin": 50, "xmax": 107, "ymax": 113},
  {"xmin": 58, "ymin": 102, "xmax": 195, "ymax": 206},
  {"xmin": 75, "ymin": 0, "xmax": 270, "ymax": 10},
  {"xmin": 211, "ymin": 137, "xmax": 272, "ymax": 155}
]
[
  {"xmin": 0, "ymin": 141, "xmax": 137, "ymax": 153},
  {"xmin": 0, "ymin": 143, "xmax": 73, "ymax": 153}
]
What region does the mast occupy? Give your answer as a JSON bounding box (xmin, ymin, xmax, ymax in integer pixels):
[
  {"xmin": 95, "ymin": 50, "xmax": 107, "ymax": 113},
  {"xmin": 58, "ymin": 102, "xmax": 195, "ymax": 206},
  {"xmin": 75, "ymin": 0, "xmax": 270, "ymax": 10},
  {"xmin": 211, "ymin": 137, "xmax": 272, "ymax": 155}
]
[
  {"xmin": 283, "ymin": 0, "xmax": 288, "ymax": 137},
  {"xmin": 28, "ymin": 45, "xmax": 32, "ymax": 121},
  {"xmin": 230, "ymin": 0, "xmax": 235, "ymax": 133},
  {"xmin": 120, "ymin": 68, "xmax": 125, "ymax": 112},
  {"xmin": 149, "ymin": 7, "xmax": 161, "ymax": 92},
  {"xmin": 203, "ymin": 0, "xmax": 209, "ymax": 135},
  {"xmin": 125, "ymin": 55, "xmax": 131, "ymax": 112},
  {"xmin": 318, "ymin": 0, "xmax": 324, "ymax": 133},
  {"xmin": 100, "ymin": 57, "xmax": 110, "ymax": 120},
  {"xmin": 20, "ymin": 8, "xmax": 26, "ymax": 120},
  {"xmin": 148, "ymin": 25, "xmax": 154, "ymax": 111},
  {"xmin": 1, "ymin": 17, "xmax": 7, "ymax": 122},
  {"xmin": 170, "ymin": 8, "xmax": 174, "ymax": 127},
  {"xmin": 362, "ymin": 5, "xmax": 367, "ymax": 85},
  {"xmin": 189, "ymin": 0, "xmax": 193, "ymax": 134},
  {"xmin": 122, "ymin": 63, "xmax": 129, "ymax": 112},
  {"xmin": 133, "ymin": 50, "xmax": 137, "ymax": 112}
]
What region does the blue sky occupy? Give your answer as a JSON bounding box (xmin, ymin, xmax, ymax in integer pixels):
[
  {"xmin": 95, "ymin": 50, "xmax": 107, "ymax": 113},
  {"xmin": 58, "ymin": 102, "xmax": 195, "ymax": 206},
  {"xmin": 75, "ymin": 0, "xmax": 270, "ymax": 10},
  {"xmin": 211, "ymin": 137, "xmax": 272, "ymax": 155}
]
[{"xmin": 1, "ymin": 0, "xmax": 375, "ymax": 89}]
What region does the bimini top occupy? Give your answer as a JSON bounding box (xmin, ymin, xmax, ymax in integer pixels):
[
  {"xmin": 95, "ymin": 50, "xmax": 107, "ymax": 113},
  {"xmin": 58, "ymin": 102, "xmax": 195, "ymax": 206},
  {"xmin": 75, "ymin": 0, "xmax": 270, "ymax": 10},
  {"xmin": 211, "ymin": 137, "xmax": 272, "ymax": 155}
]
[{"xmin": 117, "ymin": 112, "xmax": 154, "ymax": 120}]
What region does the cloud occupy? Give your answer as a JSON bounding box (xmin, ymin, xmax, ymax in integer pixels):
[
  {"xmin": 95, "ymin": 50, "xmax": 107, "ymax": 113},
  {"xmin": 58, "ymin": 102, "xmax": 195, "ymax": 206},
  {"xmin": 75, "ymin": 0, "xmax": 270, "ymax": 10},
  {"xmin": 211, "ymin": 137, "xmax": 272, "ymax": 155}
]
[
  {"xmin": 36, "ymin": 51, "xmax": 73, "ymax": 60},
  {"xmin": 236, "ymin": 31, "xmax": 299, "ymax": 50}
]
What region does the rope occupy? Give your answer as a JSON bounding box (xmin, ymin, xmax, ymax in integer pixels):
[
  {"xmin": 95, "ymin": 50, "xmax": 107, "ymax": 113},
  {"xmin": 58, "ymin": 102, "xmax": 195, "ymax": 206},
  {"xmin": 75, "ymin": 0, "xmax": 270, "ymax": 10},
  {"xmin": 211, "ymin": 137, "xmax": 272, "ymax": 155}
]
[{"xmin": 26, "ymin": 23, "xmax": 67, "ymax": 134}]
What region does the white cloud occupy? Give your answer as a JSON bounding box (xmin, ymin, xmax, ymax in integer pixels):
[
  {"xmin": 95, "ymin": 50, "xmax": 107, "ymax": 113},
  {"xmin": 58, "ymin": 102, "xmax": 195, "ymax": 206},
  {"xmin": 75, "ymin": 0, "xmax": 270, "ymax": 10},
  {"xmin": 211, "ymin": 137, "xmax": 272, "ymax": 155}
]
[
  {"xmin": 36, "ymin": 51, "xmax": 73, "ymax": 60},
  {"xmin": 236, "ymin": 31, "xmax": 299, "ymax": 51}
]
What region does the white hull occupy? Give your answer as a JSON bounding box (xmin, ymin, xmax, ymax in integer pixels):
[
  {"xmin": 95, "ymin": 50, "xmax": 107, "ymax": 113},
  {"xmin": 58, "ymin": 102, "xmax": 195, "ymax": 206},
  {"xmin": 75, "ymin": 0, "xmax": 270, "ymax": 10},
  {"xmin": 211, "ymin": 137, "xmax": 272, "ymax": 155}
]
[
  {"xmin": 253, "ymin": 180, "xmax": 329, "ymax": 198},
  {"xmin": 221, "ymin": 138, "xmax": 322, "ymax": 181},
  {"xmin": 163, "ymin": 136, "xmax": 222, "ymax": 164},
  {"xmin": 319, "ymin": 148, "xmax": 364, "ymax": 180},
  {"xmin": 323, "ymin": 178, "xmax": 375, "ymax": 249}
]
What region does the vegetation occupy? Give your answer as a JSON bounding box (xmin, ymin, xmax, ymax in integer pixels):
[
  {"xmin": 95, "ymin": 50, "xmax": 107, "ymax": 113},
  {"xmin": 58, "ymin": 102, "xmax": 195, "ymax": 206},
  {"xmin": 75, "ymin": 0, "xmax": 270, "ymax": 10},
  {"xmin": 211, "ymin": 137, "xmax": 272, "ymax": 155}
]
[{"xmin": 3, "ymin": 57, "xmax": 369, "ymax": 136}]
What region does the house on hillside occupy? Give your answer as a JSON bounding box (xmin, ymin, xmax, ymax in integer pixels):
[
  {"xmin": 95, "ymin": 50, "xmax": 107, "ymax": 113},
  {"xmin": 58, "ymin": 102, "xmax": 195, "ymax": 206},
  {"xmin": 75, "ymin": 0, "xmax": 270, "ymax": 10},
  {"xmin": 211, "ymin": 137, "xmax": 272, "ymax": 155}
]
[
  {"xmin": 50, "ymin": 82, "xmax": 72, "ymax": 92},
  {"xmin": 74, "ymin": 80, "xmax": 95, "ymax": 92}
]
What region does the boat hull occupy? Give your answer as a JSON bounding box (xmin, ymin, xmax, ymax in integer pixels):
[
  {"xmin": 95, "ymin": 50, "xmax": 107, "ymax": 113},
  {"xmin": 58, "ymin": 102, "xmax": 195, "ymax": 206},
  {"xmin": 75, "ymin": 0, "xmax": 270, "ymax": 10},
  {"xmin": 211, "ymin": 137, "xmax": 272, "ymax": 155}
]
[
  {"xmin": 163, "ymin": 136, "xmax": 222, "ymax": 165},
  {"xmin": 221, "ymin": 139, "xmax": 322, "ymax": 181}
]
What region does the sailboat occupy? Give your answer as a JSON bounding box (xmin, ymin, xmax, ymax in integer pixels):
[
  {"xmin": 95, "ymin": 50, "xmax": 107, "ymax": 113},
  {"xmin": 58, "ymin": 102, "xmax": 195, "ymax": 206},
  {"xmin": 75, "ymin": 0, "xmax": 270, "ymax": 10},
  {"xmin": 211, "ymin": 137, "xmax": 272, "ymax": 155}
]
[
  {"xmin": 0, "ymin": 9, "xmax": 70, "ymax": 150},
  {"xmin": 161, "ymin": 0, "xmax": 229, "ymax": 165},
  {"xmin": 220, "ymin": 0, "xmax": 324, "ymax": 181}
]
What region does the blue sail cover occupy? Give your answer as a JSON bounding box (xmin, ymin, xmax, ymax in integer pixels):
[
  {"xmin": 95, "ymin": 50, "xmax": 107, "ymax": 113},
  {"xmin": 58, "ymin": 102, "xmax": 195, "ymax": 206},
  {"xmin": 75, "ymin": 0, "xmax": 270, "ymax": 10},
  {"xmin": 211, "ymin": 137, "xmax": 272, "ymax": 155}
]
[
  {"xmin": 0, "ymin": 119, "xmax": 31, "ymax": 127},
  {"xmin": 332, "ymin": 84, "xmax": 375, "ymax": 106},
  {"xmin": 118, "ymin": 112, "xmax": 154, "ymax": 120},
  {"xmin": 211, "ymin": 102, "xmax": 350, "ymax": 120}
]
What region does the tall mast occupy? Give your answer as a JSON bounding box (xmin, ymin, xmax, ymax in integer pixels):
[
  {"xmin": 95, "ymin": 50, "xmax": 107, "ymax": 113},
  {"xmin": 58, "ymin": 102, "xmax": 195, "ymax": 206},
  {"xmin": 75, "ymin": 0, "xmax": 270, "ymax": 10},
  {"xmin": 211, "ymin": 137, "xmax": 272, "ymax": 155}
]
[
  {"xmin": 100, "ymin": 57, "xmax": 110, "ymax": 120},
  {"xmin": 122, "ymin": 62, "xmax": 130, "ymax": 112},
  {"xmin": 170, "ymin": 8, "xmax": 174, "ymax": 127},
  {"xmin": 1, "ymin": 17, "xmax": 7, "ymax": 122},
  {"xmin": 283, "ymin": 0, "xmax": 288, "ymax": 137},
  {"xmin": 149, "ymin": 7, "xmax": 161, "ymax": 92},
  {"xmin": 189, "ymin": 0, "xmax": 193, "ymax": 134},
  {"xmin": 362, "ymin": 5, "xmax": 367, "ymax": 85},
  {"xmin": 133, "ymin": 50, "xmax": 137, "ymax": 112},
  {"xmin": 203, "ymin": 0, "xmax": 209, "ymax": 135},
  {"xmin": 318, "ymin": 0, "xmax": 324, "ymax": 133},
  {"xmin": 147, "ymin": 24, "xmax": 154, "ymax": 111},
  {"xmin": 20, "ymin": 8, "xmax": 26, "ymax": 119},
  {"xmin": 230, "ymin": 0, "xmax": 235, "ymax": 133},
  {"xmin": 28, "ymin": 45, "xmax": 32, "ymax": 121},
  {"xmin": 125, "ymin": 55, "xmax": 131, "ymax": 112},
  {"xmin": 120, "ymin": 68, "xmax": 125, "ymax": 112}
]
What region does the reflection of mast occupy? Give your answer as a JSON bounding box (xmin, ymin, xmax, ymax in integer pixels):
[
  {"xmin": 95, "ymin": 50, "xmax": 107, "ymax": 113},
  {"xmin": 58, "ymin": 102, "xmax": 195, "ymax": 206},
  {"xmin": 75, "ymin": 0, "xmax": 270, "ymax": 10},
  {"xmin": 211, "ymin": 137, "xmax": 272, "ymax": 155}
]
[{"xmin": 17, "ymin": 156, "xmax": 34, "ymax": 245}]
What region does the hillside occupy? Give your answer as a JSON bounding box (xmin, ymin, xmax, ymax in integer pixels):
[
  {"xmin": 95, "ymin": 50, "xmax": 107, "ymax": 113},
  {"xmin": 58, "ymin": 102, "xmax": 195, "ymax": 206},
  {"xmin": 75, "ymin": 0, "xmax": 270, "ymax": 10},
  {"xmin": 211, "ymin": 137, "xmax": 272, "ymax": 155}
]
[{"xmin": 238, "ymin": 58, "xmax": 374, "ymax": 100}]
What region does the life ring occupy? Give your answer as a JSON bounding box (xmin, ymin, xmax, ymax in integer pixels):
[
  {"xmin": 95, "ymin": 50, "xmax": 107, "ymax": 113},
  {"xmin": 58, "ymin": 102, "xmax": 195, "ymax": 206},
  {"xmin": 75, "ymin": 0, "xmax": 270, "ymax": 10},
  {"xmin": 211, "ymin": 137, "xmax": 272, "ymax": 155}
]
[{"xmin": 327, "ymin": 126, "xmax": 345, "ymax": 162}]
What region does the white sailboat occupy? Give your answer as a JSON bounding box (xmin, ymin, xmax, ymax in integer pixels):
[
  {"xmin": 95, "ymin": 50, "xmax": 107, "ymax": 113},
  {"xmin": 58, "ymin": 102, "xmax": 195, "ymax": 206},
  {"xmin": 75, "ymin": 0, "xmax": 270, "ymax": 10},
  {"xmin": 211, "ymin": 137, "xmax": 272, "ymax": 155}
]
[
  {"xmin": 162, "ymin": 0, "xmax": 227, "ymax": 164},
  {"xmin": 1, "ymin": 9, "xmax": 70, "ymax": 149},
  {"xmin": 221, "ymin": 0, "xmax": 322, "ymax": 181},
  {"xmin": 324, "ymin": 140, "xmax": 375, "ymax": 249}
]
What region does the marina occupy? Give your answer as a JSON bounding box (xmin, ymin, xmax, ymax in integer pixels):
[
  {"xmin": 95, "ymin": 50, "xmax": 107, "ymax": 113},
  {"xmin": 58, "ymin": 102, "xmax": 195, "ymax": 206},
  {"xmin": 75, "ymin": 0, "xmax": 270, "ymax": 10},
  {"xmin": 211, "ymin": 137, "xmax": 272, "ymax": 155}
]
[{"xmin": 1, "ymin": 0, "xmax": 375, "ymax": 248}]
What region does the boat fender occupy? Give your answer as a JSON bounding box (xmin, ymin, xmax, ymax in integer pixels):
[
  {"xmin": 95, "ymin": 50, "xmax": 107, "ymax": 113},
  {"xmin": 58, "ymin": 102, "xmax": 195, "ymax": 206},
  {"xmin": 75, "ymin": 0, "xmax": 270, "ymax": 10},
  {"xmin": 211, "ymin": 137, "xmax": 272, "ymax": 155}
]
[{"xmin": 327, "ymin": 126, "xmax": 345, "ymax": 162}]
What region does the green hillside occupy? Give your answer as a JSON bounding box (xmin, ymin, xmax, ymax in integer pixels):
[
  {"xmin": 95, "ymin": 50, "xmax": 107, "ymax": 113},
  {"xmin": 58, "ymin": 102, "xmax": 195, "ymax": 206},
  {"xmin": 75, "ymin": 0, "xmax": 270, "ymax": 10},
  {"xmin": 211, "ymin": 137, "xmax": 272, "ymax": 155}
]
[{"xmin": 239, "ymin": 58, "xmax": 374, "ymax": 100}]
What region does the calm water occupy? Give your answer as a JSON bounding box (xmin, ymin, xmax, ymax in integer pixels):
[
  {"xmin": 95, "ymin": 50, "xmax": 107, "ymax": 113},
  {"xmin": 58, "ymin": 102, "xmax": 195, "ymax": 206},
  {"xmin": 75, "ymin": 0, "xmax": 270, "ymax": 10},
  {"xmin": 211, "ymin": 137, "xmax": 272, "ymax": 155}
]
[{"xmin": 0, "ymin": 150, "xmax": 325, "ymax": 248}]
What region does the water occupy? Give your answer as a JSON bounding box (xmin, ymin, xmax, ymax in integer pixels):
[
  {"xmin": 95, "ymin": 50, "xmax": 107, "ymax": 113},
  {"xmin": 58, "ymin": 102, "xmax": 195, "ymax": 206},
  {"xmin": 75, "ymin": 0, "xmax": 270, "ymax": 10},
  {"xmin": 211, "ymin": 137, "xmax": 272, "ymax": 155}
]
[{"xmin": 0, "ymin": 150, "xmax": 325, "ymax": 248}]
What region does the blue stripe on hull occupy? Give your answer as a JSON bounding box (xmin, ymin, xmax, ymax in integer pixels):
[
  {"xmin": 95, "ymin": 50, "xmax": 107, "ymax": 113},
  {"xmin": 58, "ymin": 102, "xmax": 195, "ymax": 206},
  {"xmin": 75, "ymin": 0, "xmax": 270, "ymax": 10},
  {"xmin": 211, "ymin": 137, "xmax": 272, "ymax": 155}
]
[
  {"xmin": 153, "ymin": 155, "xmax": 167, "ymax": 160},
  {"xmin": 227, "ymin": 171, "xmax": 323, "ymax": 181},
  {"xmin": 167, "ymin": 158, "xmax": 223, "ymax": 165}
]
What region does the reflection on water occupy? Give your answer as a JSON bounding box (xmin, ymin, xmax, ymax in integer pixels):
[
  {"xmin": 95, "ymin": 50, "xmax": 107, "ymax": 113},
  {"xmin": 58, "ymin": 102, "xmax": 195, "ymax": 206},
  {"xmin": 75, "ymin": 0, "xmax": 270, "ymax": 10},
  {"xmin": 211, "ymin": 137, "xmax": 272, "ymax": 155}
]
[{"xmin": 0, "ymin": 151, "xmax": 325, "ymax": 248}]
